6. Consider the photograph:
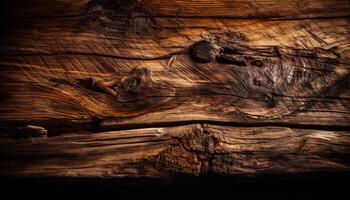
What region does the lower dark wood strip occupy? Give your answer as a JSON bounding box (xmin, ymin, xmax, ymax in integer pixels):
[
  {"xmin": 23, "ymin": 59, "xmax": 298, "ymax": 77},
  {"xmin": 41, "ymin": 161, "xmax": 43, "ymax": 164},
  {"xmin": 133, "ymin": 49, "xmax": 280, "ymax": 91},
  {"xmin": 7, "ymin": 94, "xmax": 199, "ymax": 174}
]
[{"xmin": 0, "ymin": 124, "xmax": 349, "ymax": 178}]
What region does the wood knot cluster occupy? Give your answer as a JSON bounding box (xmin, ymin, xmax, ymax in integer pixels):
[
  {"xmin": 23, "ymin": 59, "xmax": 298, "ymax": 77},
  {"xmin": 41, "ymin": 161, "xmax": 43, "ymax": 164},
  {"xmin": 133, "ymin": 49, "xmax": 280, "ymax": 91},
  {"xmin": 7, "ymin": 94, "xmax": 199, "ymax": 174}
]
[
  {"xmin": 88, "ymin": 67, "xmax": 152, "ymax": 97},
  {"xmin": 189, "ymin": 36, "xmax": 265, "ymax": 67},
  {"xmin": 80, "ymin": 0, "xmax": 157, "ymax": 32},
  {"xmin": 84, "ymin": 67, "xmax": 178, "ymax": 113},
  {"xmin": 186, "ymin": 37, "xmax": 339, "ymax": 113},
  {"xmin": 156, "ymin": 126, "xmax": 230, "ymax": 176}
]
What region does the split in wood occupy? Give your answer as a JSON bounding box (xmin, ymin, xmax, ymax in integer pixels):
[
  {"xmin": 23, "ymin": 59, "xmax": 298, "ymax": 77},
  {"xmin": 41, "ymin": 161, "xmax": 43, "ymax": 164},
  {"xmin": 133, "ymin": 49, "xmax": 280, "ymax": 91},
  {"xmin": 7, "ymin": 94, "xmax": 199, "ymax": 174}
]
[{"xmin": 17, "ymin": 125, "xmax": 48, "ymax": 138}]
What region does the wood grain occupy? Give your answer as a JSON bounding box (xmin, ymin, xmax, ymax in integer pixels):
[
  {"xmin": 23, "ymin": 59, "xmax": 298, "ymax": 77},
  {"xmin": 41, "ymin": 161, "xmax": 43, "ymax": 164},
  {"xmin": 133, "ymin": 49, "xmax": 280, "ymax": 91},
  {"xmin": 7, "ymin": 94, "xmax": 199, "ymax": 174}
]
[
  {"xmin": 1, "ymin": 0, "xmax": 350, "ymax": 19},
  {"xmin": 0, "ymin": 124, "xmax": 349, "ymax": 177},
  {"xmin": 0, "ymin": 0, "xmax": 349, "ymax": 179},
  {"xmin": 1, "ymin": 16, "xmax": 349, "ymax": 133}
]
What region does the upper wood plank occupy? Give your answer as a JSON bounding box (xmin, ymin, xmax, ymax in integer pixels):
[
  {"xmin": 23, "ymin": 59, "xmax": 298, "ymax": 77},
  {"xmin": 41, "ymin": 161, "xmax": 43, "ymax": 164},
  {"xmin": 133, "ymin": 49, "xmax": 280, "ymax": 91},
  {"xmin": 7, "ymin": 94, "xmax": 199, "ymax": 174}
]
[
  {"xmin": 0, "ymin": 0, "xmax": 349, "ymax": 134},
  {"xmin": 1, "ymin": 0, "xmax": 350, "ymax": 19}
]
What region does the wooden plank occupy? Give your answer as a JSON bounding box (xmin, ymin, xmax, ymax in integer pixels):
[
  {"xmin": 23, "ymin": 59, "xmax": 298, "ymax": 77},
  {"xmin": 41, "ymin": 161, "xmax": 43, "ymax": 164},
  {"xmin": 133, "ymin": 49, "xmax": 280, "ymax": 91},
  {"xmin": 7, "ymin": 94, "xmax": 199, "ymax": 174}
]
[
  {"xmin": 0, "ymin": 124, "xmax": 349, "ymax": 177},
  {"xmin": 127, "ymin": 0, "xmax": 350, "ymax": 19},
  {"xmin": 1, "ymin": 0, "xmax": 350, "ymax": 19},
  {"xmin": 0, "ymin": 17, "xmax": 349, "ymax": 133},
  {"xmin": 0, "ymin": 0, "xmax": 349, "ymax": 181}
]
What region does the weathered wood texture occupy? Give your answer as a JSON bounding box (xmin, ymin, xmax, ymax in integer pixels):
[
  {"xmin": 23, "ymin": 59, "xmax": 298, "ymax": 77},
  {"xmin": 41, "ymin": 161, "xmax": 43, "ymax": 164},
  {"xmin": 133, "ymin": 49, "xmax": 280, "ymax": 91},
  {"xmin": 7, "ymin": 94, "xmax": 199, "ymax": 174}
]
[
  {"xmin": 1, "ymin": 124, "xmax": 349, "ymax": 177},
  {"xmin": 1, "ymin": 0, "xmax": 350, "ymax": 19},
  {"xmin": 0, "ymin": 0, "xmax": 349, "ymax": 178},
  {"xmin": 1, "ymin": 18, "xmax": 350, "ymax": 132}
]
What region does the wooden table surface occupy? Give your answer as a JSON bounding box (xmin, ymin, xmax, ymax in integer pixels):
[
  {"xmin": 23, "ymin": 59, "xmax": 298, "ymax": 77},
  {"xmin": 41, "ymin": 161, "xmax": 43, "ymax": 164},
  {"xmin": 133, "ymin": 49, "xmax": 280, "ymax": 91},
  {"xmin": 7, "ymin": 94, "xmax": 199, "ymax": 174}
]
[{"xmin": 0, "ymin": 0, "xmax": 349, "ymax": 181}]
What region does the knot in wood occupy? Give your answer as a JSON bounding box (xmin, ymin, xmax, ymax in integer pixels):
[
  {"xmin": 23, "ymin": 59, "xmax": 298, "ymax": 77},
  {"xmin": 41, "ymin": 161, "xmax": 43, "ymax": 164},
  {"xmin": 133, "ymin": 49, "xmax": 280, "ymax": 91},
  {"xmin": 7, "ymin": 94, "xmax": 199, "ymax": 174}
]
[
  {"xmin": 81, "ymin": 1, "xmax": 158, "ymax": 31},
  {"xmin": 80, "ymin": 0, "xmax": 115, "ymax": 29},
  {"xmin": 119, "ymin": 68, "xmax": 152, "ymax": 94},
  {"xmin": 126, "ymin": 6, "xmax": 157, "ymax": 32},
  {"xmin": 181, "ymin": 128, "xmax": 219, "ymax": 154},
  {"xmin": 156, "ymin": 126, "xmax": 226, "ymax": 175},
  {"xmin": 189, "ymin": 40, "xmax": 220, "ymax": 63}
]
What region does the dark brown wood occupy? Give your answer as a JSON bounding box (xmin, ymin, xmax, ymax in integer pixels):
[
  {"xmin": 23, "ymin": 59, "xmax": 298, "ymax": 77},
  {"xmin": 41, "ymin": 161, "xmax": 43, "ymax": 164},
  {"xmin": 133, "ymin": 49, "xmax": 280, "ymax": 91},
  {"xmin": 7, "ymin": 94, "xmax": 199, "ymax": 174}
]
[
  {"xmin": 0, "ymin": 0, "xmax": 349, "ymax": 180},
  {"xmin": 1, "ymin": 17, "xmax": 349, "ymax": 132},
  {"xmin": 2, "ymin": 0, "xmax": 350, "ymax": 19},
  {"xmin": 0, "ymin": 124, "xmax": 349, "ymax": 177}
]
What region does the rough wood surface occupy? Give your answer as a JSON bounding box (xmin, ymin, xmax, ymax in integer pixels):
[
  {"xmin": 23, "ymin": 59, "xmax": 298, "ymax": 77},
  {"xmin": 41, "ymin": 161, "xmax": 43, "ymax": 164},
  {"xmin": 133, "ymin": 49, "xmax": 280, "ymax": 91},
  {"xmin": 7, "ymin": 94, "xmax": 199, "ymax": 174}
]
[
  {"xmin": 1, "ymin": 17, "xmax": 350, "ymax": 133},
  {"xmin": 0, "ymin": 0, "xmax": 349, "ymax": 179},
  {"xmin": 0, "ymin": 124, "xmax": 349, "ymax": 177},
  {"xmin": 1, "ymin": 0, "xmax": 350, "ymax": 19}
]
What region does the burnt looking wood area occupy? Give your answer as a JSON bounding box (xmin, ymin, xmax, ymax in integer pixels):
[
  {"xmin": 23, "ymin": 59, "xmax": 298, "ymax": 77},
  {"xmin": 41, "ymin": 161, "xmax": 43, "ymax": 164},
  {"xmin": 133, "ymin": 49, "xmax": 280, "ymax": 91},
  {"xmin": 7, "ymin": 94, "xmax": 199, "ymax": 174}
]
[{"xmin": 0, "ymin": 0, "xmax": 349, "ymax": 190}]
